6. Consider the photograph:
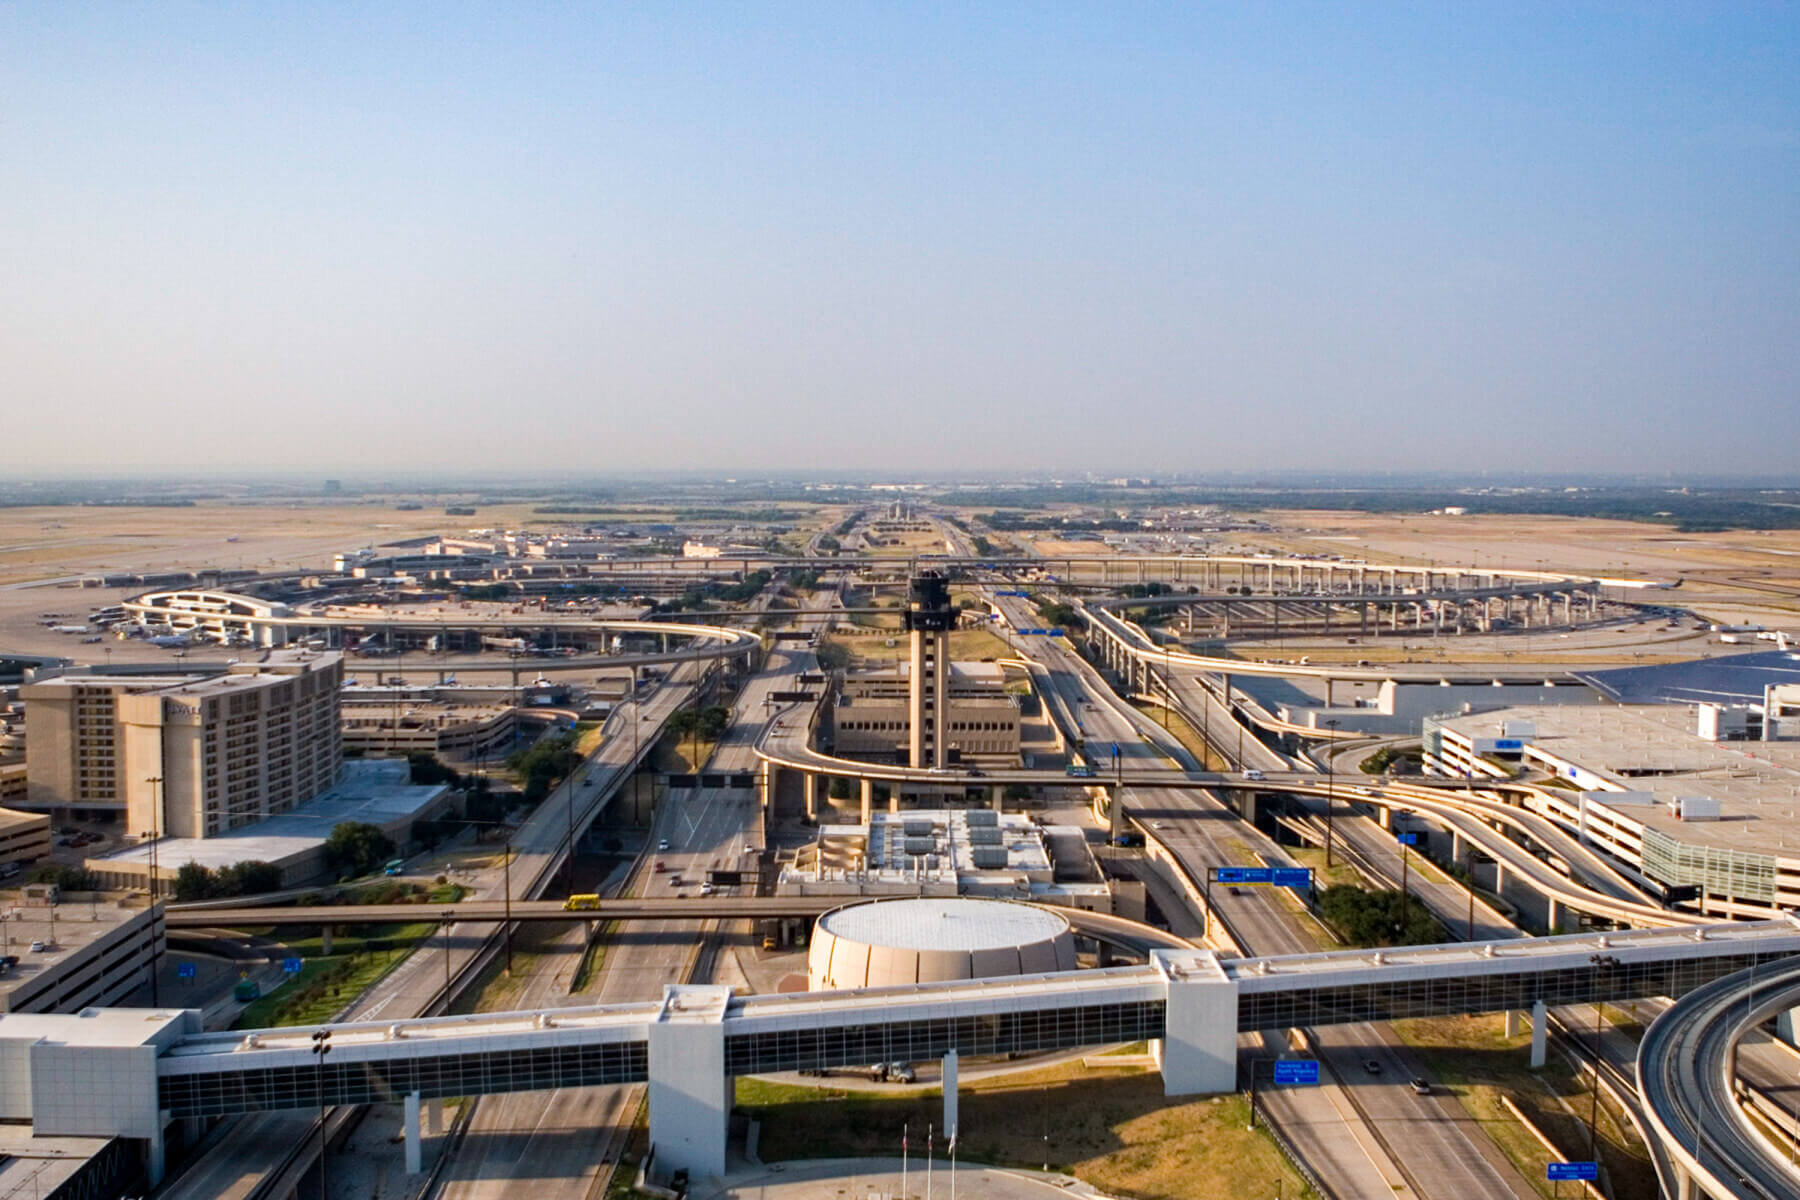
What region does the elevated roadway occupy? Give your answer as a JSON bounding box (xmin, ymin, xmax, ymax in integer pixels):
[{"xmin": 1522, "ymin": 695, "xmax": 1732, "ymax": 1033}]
[
  {"xmin": 167, "ymin": 897, "xmax": 1190, "ymax": 955},
  {"xmin": 1638, "ymin": 957, "xmax": 1800, "ymax": 1199},
  {"xmin": 157, "ymin": 670, "xmax": 705, "ymax": 1200}
]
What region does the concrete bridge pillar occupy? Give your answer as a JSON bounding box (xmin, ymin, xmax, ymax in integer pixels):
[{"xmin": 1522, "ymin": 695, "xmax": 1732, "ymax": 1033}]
[
  {"xmin": 321, "ymin": 926, "xmax": 333, "ymax": 955},
  {"xmin": 860, "ymin": 777, "xmax": 874, "ymax": 824},
  {"xmin": 1359, "ymin": 602, "xmax": 1369, "ymax": 639},
  {"xmin": 942, "ymin": 1050, "xmax": 959, "ymax": 1145},
  {"xmin": 146, "ymin": 1123, "xmax": 166, "ymax": 1187},
  {"xmin": 1504, "ymin": 1009, "xmax": 1523, "ymax": 1039},
  {"xmin": 405, "ymin": 1090, "xmax": 423, "ymax": 1174},
  {"xmin": 803, "ymin": 773, "xmax": 819, "ymax": 821},
  {"xmin": 1529, "ymin": 1001, "xmax": 1548, "ymax": 1068},
  {"xmin": 648, "ymin": 984, "xmax": 734, "ymax": 1181},
  {"xmin": 762, "ymin": 761, "xmax": 779, "ymax": 812},
  {"xmin": 1153, "ymin": 950, "xmax": 1239, "ymax": 1095}
]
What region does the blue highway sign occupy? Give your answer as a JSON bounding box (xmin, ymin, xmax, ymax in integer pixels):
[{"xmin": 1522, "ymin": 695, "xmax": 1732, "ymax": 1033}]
[
  {"xmin": 1273, "ymin": 1060, "xmax": 1320, "ymax": 1085},
  {"xmin": 1546, "ymin": 1162, "xmax": 1598, "ymax": 1182},
  {"xmin": 284, "ymin": 958, "xmax": 304, "ymax": 974},
  {"xmin": 1396, "ymin": 832, "xmax": 1419, "ymax": 846},
  {"xmin": 1271, "ymin": 867, "xmax": 1313, "ymax": 889},
  {"xmin": 177, "ymin": 962, "xmax": 197, "ymax": 980},
  {"xmin": 1217, "ymin": 867, "xmax": 1273, "ymax": 885}
]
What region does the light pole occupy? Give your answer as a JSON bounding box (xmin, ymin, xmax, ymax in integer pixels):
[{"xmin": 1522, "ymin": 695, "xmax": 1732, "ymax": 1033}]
[
  {"xmin": 143, "ymin": 775, "xmax": 163, "ymax": 1006},
  {"xmin": 1587, "ymin": 954, "xmax": 1619, "ymax": 1157},
  {"xmin": 310, "ymin": 1030, "xmax": 332, "ymax": 1200},
  {"xmin": 1323, "ymin": 719, "xmax": 1339, "ymax": 868}
]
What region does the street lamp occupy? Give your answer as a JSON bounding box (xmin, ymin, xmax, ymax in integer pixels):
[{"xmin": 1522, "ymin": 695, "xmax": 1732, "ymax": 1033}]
[
  {"xmin": 310, "ymin": 1030, "xmax": 333, "ymax": 1200},
  {"xmin": 1587, "ymin": 954, "xmax": 1620, "ymax": 1158},
  {"xmin": 143, "ymin": 775, "xmax": 163, "ymax": 1006},
  {"xmin": 1323, "ymin": 719, "xmax": 1339, "ymax": 868}
]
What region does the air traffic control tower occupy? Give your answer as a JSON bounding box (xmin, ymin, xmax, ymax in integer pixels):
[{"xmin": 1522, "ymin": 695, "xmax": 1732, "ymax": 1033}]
[{"xmin": 904, "ymin": 570, "xmax": 956, "ymax": 768}]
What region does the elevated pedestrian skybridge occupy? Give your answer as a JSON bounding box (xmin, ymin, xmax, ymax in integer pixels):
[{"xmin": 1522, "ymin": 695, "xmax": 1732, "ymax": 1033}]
[{"xmin": 11, "ymin": 919, "xmax": 1798, "ymax": 1183}]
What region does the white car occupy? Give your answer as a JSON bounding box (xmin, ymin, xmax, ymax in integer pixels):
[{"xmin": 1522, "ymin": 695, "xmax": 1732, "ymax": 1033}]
[
  {"xmin": 1244, "ymin": 768, "xmax": 1266, "ymax": 781},
  {"xmin": 658, "ymin": 838, "xmax": 671, "ymax": 851}
]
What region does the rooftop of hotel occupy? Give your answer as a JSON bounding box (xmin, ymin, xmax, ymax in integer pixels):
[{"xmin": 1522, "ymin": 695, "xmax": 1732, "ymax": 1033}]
[{"xmin": 92, "ymin": 760, "xmax": 447, "ymax": 874}]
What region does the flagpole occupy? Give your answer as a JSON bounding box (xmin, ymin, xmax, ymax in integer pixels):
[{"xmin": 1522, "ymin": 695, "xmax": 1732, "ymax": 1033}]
[
  {"xmin": 927, "ymin": 1123, "xmax": 934, "ymax": 1200},
  {"xmin": 902, "ymin": 1122, "xmax": 909, "ymax": 1200}
]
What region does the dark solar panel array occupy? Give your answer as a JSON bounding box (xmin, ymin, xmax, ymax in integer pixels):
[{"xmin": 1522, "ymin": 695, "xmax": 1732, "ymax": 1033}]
[{"xmin": 1575, "ymin": 650, "xmax": 1800, "ymax": 705}]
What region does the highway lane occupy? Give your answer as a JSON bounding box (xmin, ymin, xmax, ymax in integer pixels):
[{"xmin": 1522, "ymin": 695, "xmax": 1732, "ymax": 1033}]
[
  {"xmin": 434, "ymin": 591, "xmax": 839, "ymax": 1198},
  {"xmin": 989, "ymin": 595, "xmax": 1439, "ymax": 1199},
  {"xmin": 160, "ymin": 677, "xmax": 702, "ymax": 1200},
  {"xmin": 991, "ymin": 589, "xmax": 1540, "ymax": 1200}
]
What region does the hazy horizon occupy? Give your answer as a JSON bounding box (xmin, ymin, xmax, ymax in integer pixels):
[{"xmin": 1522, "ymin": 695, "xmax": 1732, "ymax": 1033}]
[{"xmin": 6, "ymin": 5, "xmax": 1797, "ymax": 476}]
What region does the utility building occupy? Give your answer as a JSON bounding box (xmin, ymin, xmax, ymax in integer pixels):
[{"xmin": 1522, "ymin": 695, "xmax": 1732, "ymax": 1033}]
[{"xmin": 904, "ymin": 571, "xmax": 955, "ymax": 769}]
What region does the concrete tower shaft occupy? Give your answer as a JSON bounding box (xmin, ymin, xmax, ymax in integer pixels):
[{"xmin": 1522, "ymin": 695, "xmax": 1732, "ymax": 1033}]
[{"xmin": 905, "ymin": 571, "xmax": 955, "ymax": 769}]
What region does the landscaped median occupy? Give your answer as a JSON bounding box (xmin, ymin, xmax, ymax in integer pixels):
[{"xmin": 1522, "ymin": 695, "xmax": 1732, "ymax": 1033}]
[
  {"xmin": 735, "ymin": 1058, "xmax": 1316, "ymax": 1200},
  {"xmin": 230, "ymin": 879, "xmax": 467, "ymax": 1028}
]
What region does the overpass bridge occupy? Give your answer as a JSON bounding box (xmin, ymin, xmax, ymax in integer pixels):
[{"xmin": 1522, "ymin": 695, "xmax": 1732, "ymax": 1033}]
[
  {"xmin": 6, "ymin": 918, "xmax": 1793, "ymax": 1187},
  {"xmin": 1640, "ymin": 957, "xmax": 1800, "ymax": 1200},
  {"xmin": 165, "ymin": 898, "xmax": 1190, "ymax": 956}
]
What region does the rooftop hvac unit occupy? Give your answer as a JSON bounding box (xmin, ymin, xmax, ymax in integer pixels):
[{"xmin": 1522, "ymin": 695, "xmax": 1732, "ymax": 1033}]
[
  {"xmin": 970, "ymin": 846, "xmax": 1009, "ymax": 870},
  {"xmin": 903, "ymin": 837, "xmax": 937, "ymax": 857},
  {"xmin": 967, "ymin": 826, "xmax": 1003, "ymax": 845},
  {"xmin": 964, "ymin": 809, "xmax": 999, "ymax": 827},
  {"xmin": 903, "ymin": 819, "xmax": 934, "ymax": 838}
]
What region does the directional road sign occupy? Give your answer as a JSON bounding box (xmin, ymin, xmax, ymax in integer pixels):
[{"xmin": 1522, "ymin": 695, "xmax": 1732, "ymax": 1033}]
[
  {"xmin": 283, "ymin": 958, "xmax": 304, "ymax": 974},
  {"xmin": 1217, "ymin": 867, "xmax": 1273, "ymax": 886},
  {"xmin": 1546, "ymin": 1162, "xmax": 1598, "ymax": 1182},
  {"xmin": 177, "ymin": 962, "xmax": 197, "ymax": 980},
  {"xmin": 1396, "ymin": 832, "xmax": 1419, "ymax": 846},
  {"xmin": 1271, "ymin": 867, "xmax": 1313, "ymax": 889},
  {"xmin": 1272, "ymin": 1060, "xmax": 1319, "ymax": 1085}
]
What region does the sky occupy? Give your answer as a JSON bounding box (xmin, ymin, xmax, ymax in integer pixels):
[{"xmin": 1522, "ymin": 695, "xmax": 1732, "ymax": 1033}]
[{"xmin": 4, "ymin": 4, "xmax": 1797, "ymax": 478}]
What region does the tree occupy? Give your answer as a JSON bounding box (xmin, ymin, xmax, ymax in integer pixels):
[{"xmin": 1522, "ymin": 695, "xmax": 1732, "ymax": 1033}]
[
  {"xmin": 408, "ymin": 753, "xmax": 461, "ymax": 787},
  {"xmin": 173, "ymin": 861, "xmax": 215, "ymax": 902},
  {"xmin": 223, "ymin": 860, "xmax": 283, "ymax": 896},
  {"xmin": 323, "ymin": 822, "xmax": 396, "ymax": 877},
  {"xmin": 1317, "ymin": 884, "xmax": 1442, "ymax": 947},
  {"xmin": 29, "ymin": 864, "xmax": 98, "ymax": 891}
]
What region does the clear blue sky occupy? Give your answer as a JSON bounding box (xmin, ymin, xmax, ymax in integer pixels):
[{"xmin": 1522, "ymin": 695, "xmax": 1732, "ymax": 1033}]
[{"xmin": 4, "ymin": 4, "xmax": 1796, "ymax": 476}]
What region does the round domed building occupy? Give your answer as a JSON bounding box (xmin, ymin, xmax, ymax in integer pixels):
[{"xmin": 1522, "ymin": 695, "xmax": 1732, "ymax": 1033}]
[{"xmin": 807, "ymin": 897, "xmax": 1078, "ymax": 990}]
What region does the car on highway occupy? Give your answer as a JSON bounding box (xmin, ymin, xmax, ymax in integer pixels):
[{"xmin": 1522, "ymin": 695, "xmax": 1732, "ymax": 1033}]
[
  {"xmin": 659, "ymin": 838, "xmax": 671, "ymax": 851},
  {"xmin": 653, "ymin": 860, "xmax": 667, "ymax": 873},
  {"xmin": 1410, "ymin": 1077, "xmax": 1431, "ymax": 1095},
  {"xmin": 1244, "ymin": 768, "xmax": 1266, "ymax": 781},
  {"xmin": 1362, "ymin": 1059, "xmax": 1383, "ymax": 1075}
]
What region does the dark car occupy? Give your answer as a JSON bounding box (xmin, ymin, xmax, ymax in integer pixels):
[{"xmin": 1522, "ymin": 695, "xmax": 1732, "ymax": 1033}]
[{"xmin": 1362, "ymin": 1059, "xmax": 1383, "ymax": 1075}]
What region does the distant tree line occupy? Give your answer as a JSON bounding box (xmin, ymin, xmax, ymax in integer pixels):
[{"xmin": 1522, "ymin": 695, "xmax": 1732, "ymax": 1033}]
[{"xmin": 172, "ymin": 859, "xmax": 283, "ymax": 902}]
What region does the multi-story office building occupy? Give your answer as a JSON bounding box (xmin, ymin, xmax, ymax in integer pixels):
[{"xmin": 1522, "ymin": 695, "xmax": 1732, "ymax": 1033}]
[{"xmin": 20, "ymin": 651, "xmax": 344, "ymax": 839}]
